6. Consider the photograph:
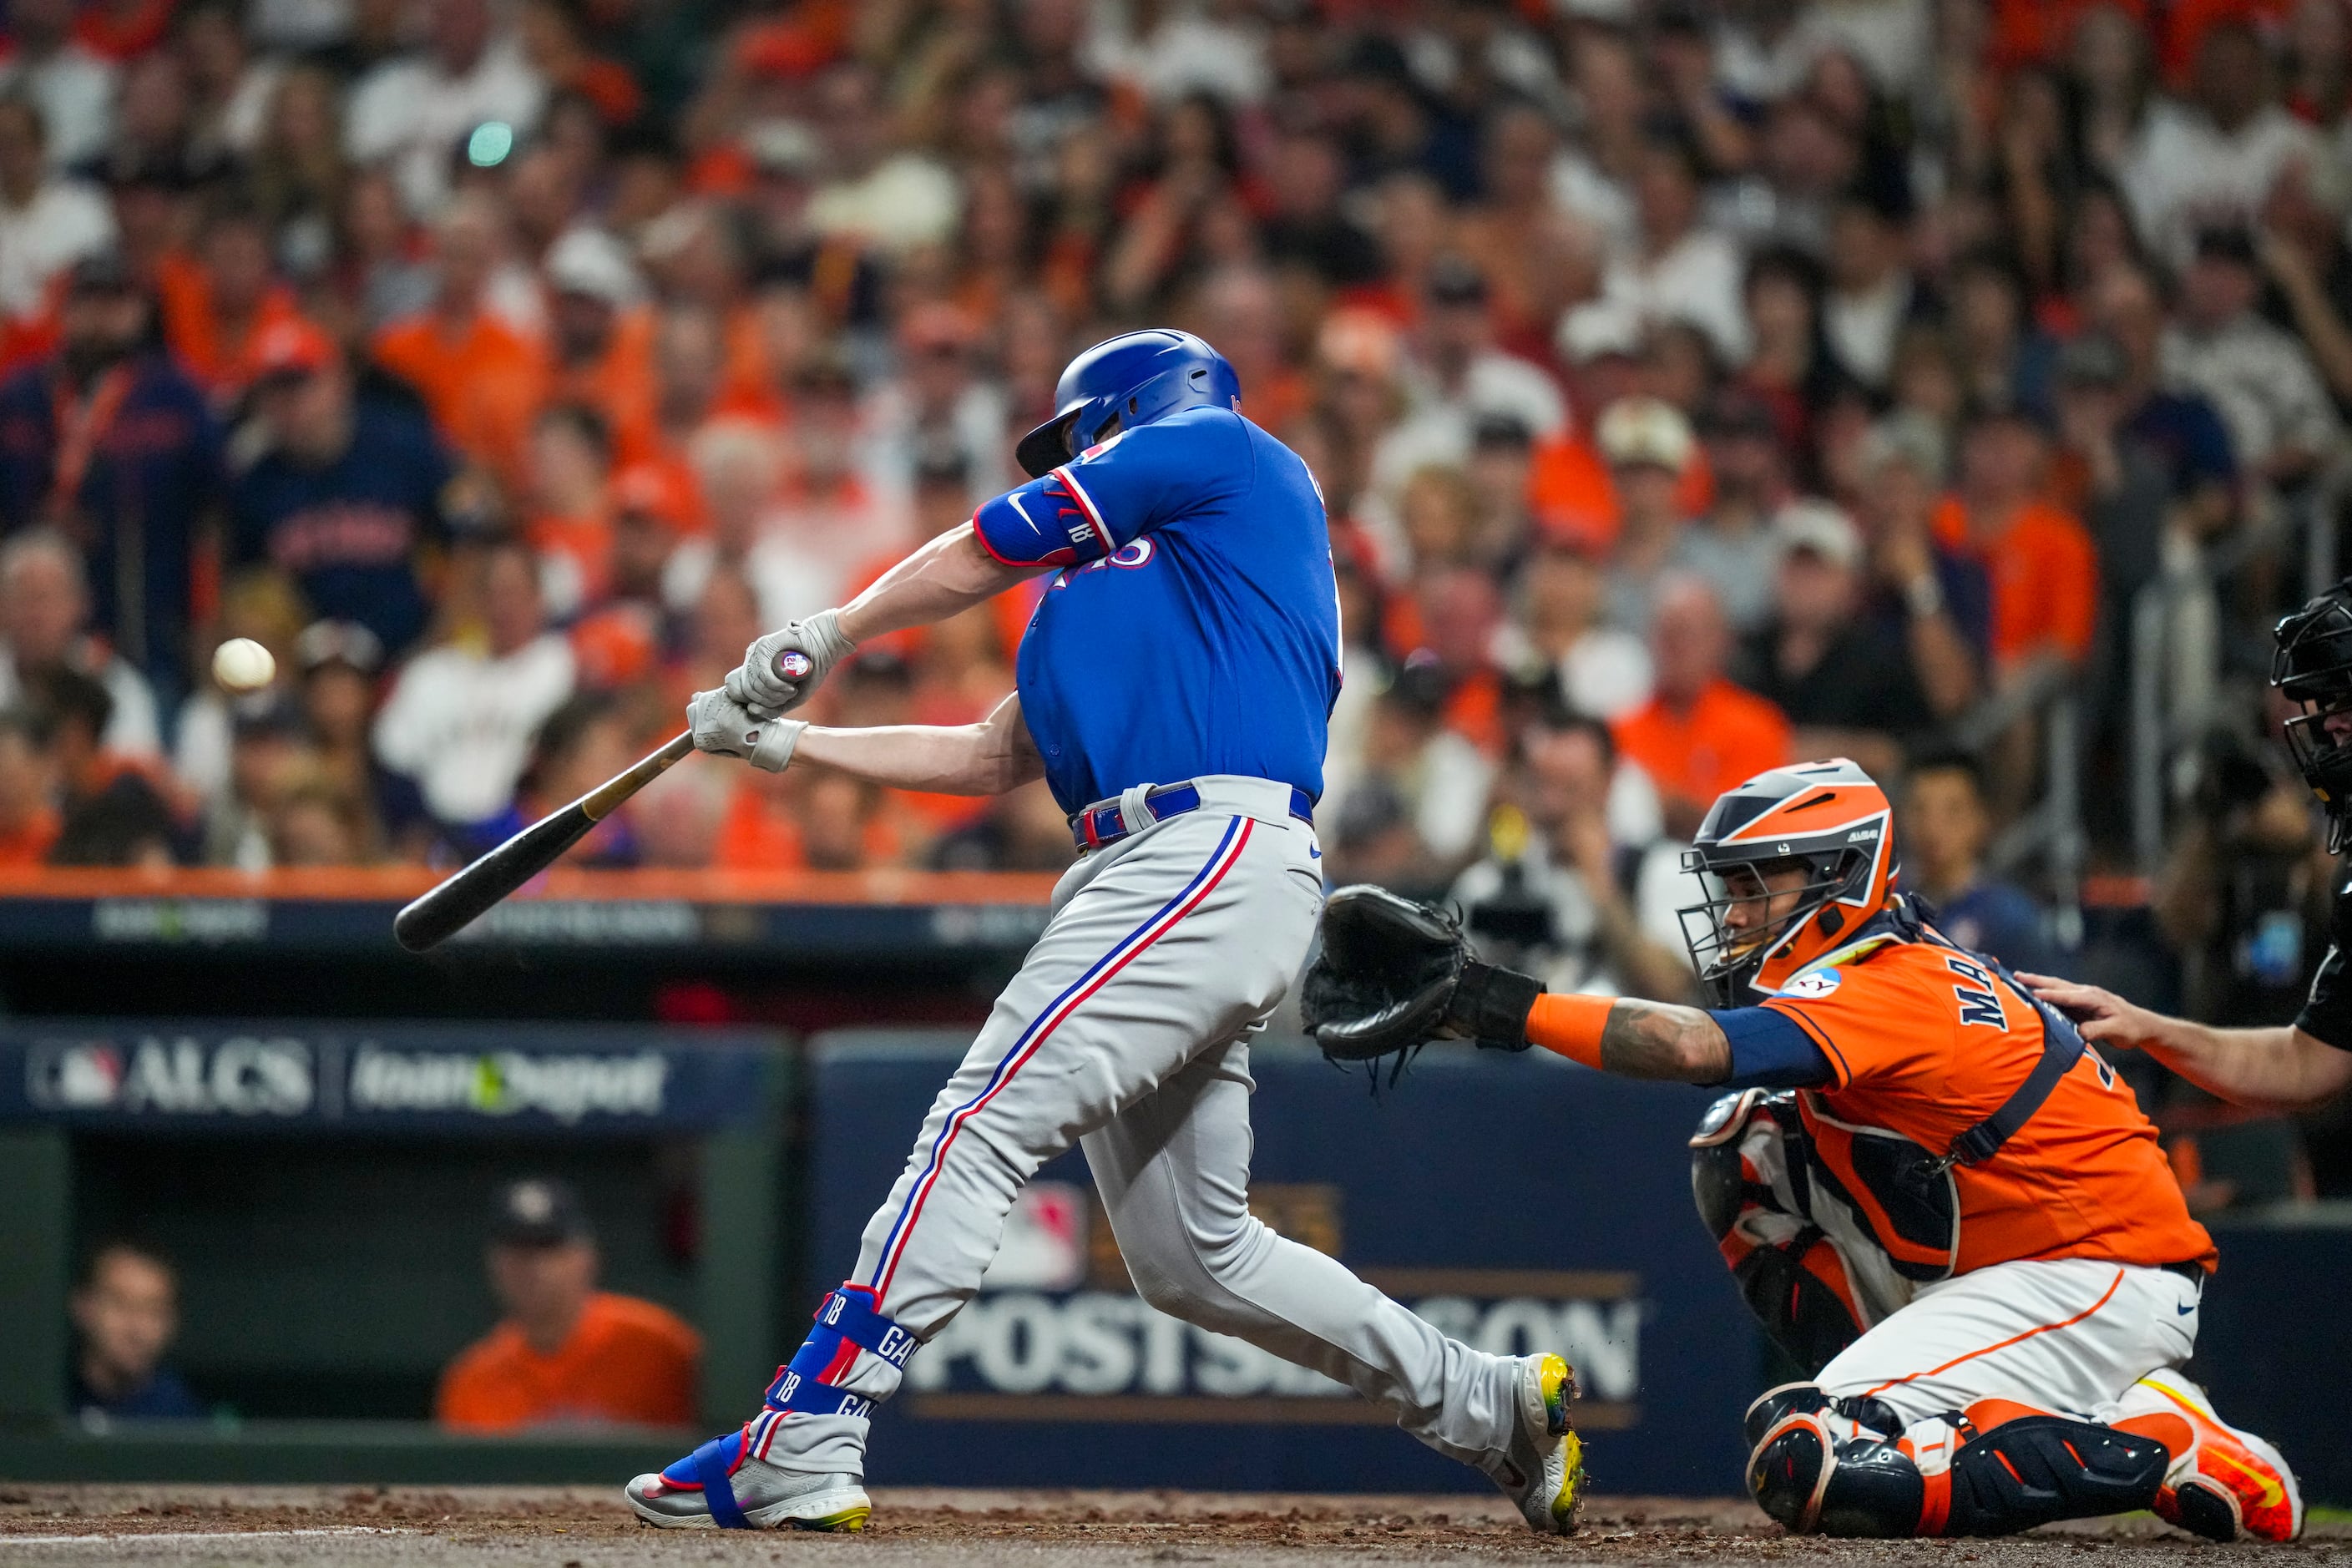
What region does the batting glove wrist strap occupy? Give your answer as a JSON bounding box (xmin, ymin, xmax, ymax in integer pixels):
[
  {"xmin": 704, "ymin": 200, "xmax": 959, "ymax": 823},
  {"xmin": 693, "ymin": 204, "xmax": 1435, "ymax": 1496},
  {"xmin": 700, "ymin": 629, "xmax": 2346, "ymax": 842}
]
[
  {"xmin": 728, "ymin": 608, "xmax": 856, "ymax": 717},
  {"xmin": 688, "ymin": 689, "xmax": 806, "ymax": 771},
  {"xmin": 1448, "ymin": 960, "xmax": 1543, "ymax": 1051}
]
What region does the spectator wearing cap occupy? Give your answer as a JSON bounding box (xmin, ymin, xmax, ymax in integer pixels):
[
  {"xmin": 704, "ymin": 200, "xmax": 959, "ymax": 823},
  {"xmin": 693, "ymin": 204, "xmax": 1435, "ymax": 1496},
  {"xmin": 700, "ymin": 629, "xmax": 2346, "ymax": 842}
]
[
  {"xmin": 2162, "ymin": 224, "xmax": 2340, "ymax": 482},
  {"xmin": 0, "ymin": 530, "xmax": 159, "ymax": 757},
  {"xmin": 436, "ymin": 1176, "xmax": 699, "ymax": 1433},
  {"xmin": 1902, "ymin": 750, "xmax": 2056, "ymax": 974},
  {"xmin": 2088, "ymin": 263, "xmax": 2238, "ymax": 538},
  {"xmin": 1849, "ymin": 415, "xmax": 1987, "ymax": 721},
  {"xmin": 231, "ymin": 316, "xmax": 453, "ymax": 659},
  {"xmin": 866, "ymin": 303, "xmax": 1009, "ymax": 508},
  {"xmin": 1450, "ymin": 697, "xmax": 1695, "ymax": 1005},
  {"xmin": 372, "ymin": 192, "xmax": 550, "ymax": 495},
  {"xmin": 1563, "ymin": 131, "xmax": 1749, "ymax": 369},
  {"xmin": 543, "ymin": 229, "xmax": 657, "ymax": 465},
  {"xmin": 372, "ymin": 536, "xmax": 577, "ymax": 832},
  {"xmin": 1678, "ymin": 391, "xmax": 1792, "ymax": 635},
  {"xmin": 1592, "ymin": 397, "xmax": 1697, "ymax": 635},
  {"xmin": 1611, "ymin": 572, "xmax": 1793, "ymax": 841},
  {"xmin": 293, "ymin": 617, "xmax": 429, "ymax": 859},
  {"xmin": 1373, "ymin": 258, "xmax": 1568, "ymax": 504},
  {"xmin": 1733, "ymin": 500, "xmax": 1934, "ymax": 781},
  {"xmin": 0, "ymin": 253, "xmax": 219, "ymax": 702},
  {"xmin": 0, "ymin": 0, "xmax": 115, "ymax": 175},
  {"xmin": 344, "ymin": 0, "xmax": 549, "ymax": 220},
  {"xmin": 1932, "ymin": 401, "xmax": 2100, "ymax": 679}
]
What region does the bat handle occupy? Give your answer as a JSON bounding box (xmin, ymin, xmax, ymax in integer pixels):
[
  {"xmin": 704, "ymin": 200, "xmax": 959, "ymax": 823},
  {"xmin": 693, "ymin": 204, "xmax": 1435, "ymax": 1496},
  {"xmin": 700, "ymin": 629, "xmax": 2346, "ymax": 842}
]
[{"xmin": 581, "ymin": 730, "xmax": 695, "ymax": 822}]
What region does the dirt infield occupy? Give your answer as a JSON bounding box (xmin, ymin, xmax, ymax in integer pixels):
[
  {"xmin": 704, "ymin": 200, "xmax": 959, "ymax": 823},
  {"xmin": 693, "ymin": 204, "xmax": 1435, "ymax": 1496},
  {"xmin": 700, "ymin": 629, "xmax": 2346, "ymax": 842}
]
[{"xmin": 0, "ymin": 1487, "xmax": 2342, "ymax": 1568}]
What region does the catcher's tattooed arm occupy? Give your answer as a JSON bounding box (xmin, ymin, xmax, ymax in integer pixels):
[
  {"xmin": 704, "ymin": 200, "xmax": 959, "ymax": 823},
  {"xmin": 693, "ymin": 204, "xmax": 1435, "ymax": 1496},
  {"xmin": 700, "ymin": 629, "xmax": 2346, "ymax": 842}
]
[
  {"xmin": 1594, "ymin": 999, "xmax": 1732, "ymax": 1081},
  {"xmin": 1516, "ymin": 994, "xmax": 1729, "ymax": 1081}
]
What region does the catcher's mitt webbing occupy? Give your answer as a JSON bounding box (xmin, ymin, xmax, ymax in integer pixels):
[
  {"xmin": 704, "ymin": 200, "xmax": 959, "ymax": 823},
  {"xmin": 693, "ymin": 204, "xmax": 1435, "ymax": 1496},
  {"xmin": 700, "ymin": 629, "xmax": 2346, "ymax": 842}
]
[{"xmin": 1301, "ymin": 886, "xmax": 1464, "ymax": 1074}]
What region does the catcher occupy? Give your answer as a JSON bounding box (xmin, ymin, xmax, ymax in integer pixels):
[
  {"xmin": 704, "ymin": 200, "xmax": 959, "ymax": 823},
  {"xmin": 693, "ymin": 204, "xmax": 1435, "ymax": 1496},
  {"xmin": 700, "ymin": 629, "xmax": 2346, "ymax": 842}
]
[{"xmin": 1303, "ymin": 757, "xmax": 2302, "ymax": 1542}]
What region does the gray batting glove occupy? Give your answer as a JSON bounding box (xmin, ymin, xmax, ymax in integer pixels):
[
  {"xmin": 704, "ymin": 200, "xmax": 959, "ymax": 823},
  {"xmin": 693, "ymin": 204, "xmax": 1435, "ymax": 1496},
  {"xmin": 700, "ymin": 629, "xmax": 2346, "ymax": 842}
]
[
  {"xmin": 686, "ymin": 687, "xmax": 806, "ymax": 773},
  {"xmin": 726, "ymin": 609, "xmax": 854, "ymax": 718}
]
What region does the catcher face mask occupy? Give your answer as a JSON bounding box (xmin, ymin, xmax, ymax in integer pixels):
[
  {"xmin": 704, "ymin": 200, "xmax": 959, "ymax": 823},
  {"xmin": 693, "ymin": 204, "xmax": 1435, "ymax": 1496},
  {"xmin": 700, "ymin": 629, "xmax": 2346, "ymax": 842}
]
[{"xmin": 1679, "ymin": 857, "xmax": 1852, "ymax": 1008}]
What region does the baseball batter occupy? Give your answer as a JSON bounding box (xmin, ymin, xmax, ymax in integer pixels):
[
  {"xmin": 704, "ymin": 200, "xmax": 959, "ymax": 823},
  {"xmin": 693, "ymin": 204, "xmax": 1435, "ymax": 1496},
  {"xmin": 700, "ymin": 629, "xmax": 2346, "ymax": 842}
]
[
  {"xmin": 625, "ymin": 331, "xmax": 1582, "ymax": 1533},
  {"xmin": 1304, "ymin": 758, "xmax": 2301, "ymax": 1542}
]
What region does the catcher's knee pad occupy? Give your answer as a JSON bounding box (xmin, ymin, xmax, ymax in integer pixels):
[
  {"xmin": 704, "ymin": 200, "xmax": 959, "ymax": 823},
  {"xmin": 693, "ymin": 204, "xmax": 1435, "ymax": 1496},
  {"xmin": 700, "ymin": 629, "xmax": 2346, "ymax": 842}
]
[
  {"xmin": 1693, "ymin": 1092, "xmax": 1866, "ymax": 1375},
  {"xmin": 1743, "ymin": 1390, "xmax": 2167, "ymax": 1539},
  {"xmin": 1743, "ymin": 1383, "xmax": 1921, "ymax": 1537}
]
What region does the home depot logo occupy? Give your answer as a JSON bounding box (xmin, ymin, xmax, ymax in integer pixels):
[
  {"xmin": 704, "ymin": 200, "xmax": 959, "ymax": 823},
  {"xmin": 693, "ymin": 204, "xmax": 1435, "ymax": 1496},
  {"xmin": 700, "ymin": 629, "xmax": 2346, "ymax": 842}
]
[{"xmin": 903, "ymin": 1183, "xmax": 1642, "ymax": 1428}]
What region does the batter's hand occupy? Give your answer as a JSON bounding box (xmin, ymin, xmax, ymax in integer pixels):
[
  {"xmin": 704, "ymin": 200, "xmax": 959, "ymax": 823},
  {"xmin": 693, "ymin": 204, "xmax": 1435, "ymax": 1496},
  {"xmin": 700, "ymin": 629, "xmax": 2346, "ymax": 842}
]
[
  {"xmin": 2018, "ymin": 973, "xmax": 2162, "ymax": 1054},
  {"xmin": 726, "ymin": 609, "xmax": 854, "ymax": 717},
  {"xmin": 687, "ymin": 687, "xmax": 806, "ymax": 772}
]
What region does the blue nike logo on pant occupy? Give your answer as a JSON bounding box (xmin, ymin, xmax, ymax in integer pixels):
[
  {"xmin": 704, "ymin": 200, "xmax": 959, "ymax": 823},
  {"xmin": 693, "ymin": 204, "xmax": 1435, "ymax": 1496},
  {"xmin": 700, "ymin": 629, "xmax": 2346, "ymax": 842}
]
[{"xmin": 2177, "ymin": 1300, "xmax": 2197, "ymax": 1315}]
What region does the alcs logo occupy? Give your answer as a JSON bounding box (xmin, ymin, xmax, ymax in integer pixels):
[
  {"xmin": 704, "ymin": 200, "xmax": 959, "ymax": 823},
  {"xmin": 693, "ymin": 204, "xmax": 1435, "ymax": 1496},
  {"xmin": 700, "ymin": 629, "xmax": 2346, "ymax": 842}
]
[{"xmin": 27, "ymin": 1037, "xmax": 314, "ymax": 1115}]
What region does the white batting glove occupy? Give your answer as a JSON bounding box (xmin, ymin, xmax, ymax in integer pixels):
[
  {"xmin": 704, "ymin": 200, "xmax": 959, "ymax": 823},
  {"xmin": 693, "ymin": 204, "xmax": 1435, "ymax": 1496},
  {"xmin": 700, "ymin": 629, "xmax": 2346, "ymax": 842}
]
[
  {"xmin": 726, "ymin": 609, "xmax": 854, "ymax": 718},
  {"xmin": 686, "ymin": 687, "xmax": 806, "ymax": 773}
]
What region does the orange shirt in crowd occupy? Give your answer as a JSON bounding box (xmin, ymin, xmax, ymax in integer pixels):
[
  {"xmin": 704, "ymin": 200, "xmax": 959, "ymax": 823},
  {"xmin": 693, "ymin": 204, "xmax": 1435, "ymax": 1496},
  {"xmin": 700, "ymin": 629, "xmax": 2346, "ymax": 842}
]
[
  {"xmin": 1763, "ymin": 933, "xmax": 2216, "ymax": 1277},
  {"xmin": 373, "ymin": 311, "xmax": 549, "ymax": 493},
  {"xmin": 1932, "ymin": 496, "xmax": 2098, "ymax": 670},
  {"xmin": 549, "ymin": 307, "xmax": 660, "ymax": 463},
  {"xmin": 0, "ymin": 807, "xmax": 59, "ymax": 866},
  {"xmin": 435, "ymin": 1291, "xmax": 700, "ymax": 1433},
  {"xmin": 1611, "ymin": 679, "xmax": 1792, "ymax": 809},
  {"xmin": 713, "ymin": 781, "xmax": 911, "ymax": 870},
  {"xmin": 154, "ymin": 255, "xmax": 306, "ymax": 403}
]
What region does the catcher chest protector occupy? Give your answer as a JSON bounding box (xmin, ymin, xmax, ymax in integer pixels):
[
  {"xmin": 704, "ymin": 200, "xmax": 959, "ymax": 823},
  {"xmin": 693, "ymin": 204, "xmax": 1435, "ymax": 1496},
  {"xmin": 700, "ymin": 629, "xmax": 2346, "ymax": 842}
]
[{"xmin": 1695, "ymin": 906, "xmax": 2092, "ymax": 1304}]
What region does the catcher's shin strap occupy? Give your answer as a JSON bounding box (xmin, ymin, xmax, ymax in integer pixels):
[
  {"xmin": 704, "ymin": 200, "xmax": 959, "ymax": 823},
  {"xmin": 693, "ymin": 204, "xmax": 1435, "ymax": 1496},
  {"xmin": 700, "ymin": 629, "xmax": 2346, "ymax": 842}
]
[{"xmin": 1070, "ymin": 776, "xmax": 1313, "ymax": 852}]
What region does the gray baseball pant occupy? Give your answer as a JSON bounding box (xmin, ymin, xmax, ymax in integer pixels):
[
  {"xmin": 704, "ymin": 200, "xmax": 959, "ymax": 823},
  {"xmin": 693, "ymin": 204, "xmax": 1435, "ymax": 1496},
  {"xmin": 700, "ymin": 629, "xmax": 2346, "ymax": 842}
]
[{"xmin": 754, "ymin": 776, "xmax": 1522, "ymax": 1475}]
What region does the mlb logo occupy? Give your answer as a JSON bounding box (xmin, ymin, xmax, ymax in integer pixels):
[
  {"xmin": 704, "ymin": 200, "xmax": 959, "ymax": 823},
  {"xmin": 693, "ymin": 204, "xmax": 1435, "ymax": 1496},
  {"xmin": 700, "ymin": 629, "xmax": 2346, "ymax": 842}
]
[
  {"xmin": 31, "ymin": 1042, "xmax": 124, "ymax": 1108},
  {"xmin": 980, "ymin": 1181, "xmax": 1088, "ymax": 1290}
]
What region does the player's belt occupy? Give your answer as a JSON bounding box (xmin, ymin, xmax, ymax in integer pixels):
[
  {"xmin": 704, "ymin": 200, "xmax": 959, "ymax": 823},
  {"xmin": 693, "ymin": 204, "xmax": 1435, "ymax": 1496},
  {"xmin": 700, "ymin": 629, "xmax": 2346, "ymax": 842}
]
[{"xmin": 1070, "ymin": 781, "xmax": 1314, "ymax": 851}]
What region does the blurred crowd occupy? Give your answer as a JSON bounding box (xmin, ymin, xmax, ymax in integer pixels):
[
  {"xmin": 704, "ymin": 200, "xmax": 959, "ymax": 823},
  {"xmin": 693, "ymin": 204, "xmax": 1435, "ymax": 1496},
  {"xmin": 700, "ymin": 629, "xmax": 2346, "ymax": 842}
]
[{"xmin": 0, "ymin": 0, "xmax": 2349, "ymax": 1010}]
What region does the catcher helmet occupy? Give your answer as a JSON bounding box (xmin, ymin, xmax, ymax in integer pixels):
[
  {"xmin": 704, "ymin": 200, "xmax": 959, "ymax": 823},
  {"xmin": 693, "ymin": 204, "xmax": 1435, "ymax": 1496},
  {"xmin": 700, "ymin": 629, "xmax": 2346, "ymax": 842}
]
[
  {"xmin": 1014, "ymin": 329, "xmax": 1242, "ymax": 478},
  {"xmin": 1681, "ymin": 758, "xmax": 1899, "ymax": 1008},
  {"xmin": 2273, "ymin": 580, "xmax": 2352, "ymax": 849}
]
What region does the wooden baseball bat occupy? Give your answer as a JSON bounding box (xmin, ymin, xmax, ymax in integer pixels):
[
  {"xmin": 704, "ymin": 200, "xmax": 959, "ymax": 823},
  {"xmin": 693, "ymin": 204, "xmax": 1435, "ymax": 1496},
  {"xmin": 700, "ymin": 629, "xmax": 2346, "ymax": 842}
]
[{"xmin": 393, "ymin": 730, "xmax": 695, "ymax": 953}]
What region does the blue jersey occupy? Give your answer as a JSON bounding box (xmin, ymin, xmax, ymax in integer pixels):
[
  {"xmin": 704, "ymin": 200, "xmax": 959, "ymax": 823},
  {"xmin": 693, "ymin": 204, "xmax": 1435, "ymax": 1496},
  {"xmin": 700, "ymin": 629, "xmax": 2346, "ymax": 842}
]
[{"xmin": 973, "ymin": 407, "xmax": 1339, "ymax": 812}]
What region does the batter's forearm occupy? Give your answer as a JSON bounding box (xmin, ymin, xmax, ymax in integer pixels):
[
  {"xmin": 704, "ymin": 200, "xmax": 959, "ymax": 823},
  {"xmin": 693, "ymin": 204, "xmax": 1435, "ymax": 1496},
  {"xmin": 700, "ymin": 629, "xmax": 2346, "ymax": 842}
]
[
  {"xmin": 792, "ymin": 695, "xmax": 1044, "ymax": 796},
  {"xmin": 837, "ymin": 526, "xmax": 1039, "ymax": 644},
  {"xmin": 1522, "ymin": 994, "xmax": 1731, "ymax": 1082}
]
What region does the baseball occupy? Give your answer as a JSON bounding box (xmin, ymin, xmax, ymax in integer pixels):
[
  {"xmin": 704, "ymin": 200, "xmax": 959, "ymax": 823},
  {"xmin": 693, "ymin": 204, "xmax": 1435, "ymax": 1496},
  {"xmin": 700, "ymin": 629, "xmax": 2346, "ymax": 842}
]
[{"xmin": 212, "ymin": 637, "xmax": 276, "ymax": 692}]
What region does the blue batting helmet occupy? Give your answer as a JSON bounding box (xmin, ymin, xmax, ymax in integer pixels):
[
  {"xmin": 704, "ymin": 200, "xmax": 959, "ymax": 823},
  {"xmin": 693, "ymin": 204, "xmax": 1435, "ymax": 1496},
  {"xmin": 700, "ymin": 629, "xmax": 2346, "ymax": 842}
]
[{"xmin": 1014, "ymin": 329, "xmax": 1242, "ymax": 478}]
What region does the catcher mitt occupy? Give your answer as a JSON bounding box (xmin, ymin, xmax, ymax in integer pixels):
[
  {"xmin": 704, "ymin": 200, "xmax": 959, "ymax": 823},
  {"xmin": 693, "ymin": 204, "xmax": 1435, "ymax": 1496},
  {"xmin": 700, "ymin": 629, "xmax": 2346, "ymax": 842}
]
[{"xmin": 1301, "ymin": 885, "xmax": 1545, "ymax": 1085}]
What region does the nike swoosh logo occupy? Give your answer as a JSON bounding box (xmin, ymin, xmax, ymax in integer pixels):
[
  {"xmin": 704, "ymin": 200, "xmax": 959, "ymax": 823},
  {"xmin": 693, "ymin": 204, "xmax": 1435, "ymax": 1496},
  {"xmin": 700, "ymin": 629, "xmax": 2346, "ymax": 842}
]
[
  {"xmin": 1308, "ymin": 846, "xmax": 1321, "ymax": 858},
  {"xmin": 2177, "ymin": 1301, "xmax": 2196, "ymax": 1316}
]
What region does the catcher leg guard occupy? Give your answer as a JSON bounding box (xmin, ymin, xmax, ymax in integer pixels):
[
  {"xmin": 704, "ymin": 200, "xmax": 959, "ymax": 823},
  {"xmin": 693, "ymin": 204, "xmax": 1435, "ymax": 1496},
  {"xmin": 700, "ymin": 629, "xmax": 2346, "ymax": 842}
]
[
  {"xmin": 1744, "ymin": 1388, "xmax": 2168, "ymax": 1538},
  {"xmin": 1692, "ymin": 1091, "xmax": 1868, "ymax": 1376},
  {"xmin": 625, "ymin": 1287, "xmax": 910, "ymax": 1530},
  {"xmin": 2115, "ymin": 1371, "xmax": 2304, "ymax": 1542}
]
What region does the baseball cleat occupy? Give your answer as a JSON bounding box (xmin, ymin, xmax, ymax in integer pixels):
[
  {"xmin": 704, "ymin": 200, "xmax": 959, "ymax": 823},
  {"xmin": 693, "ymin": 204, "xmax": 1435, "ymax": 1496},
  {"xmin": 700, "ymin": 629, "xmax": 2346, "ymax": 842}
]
[
  {"xmin": 2133, "ymin": 1373, "xmax": 2303, "ymax": 1543},
  {"xmin": 626, "ymin": 1427, "xmax": 871, "ymax": 1530},
  {"xmin": 1482, "ymin": 1351, "xmax": 1585, "ymax": 1535}
]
